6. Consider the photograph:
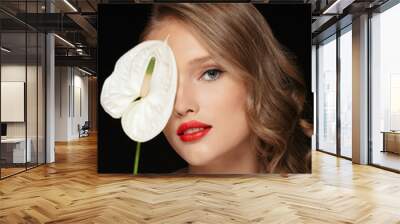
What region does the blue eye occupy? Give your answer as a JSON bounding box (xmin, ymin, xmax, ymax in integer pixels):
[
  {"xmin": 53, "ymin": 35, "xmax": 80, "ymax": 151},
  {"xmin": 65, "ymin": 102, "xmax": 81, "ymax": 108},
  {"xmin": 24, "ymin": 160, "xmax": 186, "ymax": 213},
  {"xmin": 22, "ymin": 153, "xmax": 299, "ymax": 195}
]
[{"xmin": 200, "ymin": 69, "xmax": 222, "ymax": 81}]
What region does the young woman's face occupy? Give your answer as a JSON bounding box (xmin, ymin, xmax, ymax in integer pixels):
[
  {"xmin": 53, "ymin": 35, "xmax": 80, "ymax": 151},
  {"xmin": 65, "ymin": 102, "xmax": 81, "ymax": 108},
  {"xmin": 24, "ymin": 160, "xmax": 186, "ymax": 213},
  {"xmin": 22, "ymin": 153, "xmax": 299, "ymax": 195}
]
[{"xmin": 145, "ymin": 19, "xmax": 253, "ymax": 168}]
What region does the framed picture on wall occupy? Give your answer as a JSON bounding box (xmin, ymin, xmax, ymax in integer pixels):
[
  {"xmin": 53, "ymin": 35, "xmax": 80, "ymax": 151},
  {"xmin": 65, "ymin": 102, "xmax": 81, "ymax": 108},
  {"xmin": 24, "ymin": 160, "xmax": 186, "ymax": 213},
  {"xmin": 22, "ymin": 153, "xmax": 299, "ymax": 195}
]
[
  {"xmin": 98, "ymin": 3, "xmax": 312, "ymax": 175},
  {"xmin": 1, "ymin": 81, "xmax": 25, "ymax": 122}
]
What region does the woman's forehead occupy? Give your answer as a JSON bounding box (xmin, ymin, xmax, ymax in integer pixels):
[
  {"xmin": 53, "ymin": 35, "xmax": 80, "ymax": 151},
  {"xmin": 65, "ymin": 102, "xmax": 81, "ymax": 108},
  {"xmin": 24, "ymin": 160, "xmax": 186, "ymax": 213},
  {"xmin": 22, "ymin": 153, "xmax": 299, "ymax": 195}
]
[
  {"xmin": 144, "ymin": 19, "xmax": 211, "ymax": 65},
  {"xmin": 144, "ymin": 18, "xmax": 241, "ymax": 77}
]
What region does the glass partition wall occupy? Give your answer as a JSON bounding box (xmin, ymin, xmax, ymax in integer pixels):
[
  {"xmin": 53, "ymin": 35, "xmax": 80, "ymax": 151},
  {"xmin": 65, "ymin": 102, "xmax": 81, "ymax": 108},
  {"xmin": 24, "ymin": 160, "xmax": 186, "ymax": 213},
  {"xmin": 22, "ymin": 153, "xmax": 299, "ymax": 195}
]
[{"xmin": 0, "ymin": 1, "xmax": 46, "ymax": 179}]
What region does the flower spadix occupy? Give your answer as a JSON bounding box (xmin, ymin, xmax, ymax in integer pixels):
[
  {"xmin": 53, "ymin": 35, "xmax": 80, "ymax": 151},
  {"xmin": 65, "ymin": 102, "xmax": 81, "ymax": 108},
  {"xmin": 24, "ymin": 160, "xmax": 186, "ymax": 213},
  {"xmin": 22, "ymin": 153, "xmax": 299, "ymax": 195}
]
[{"xmin": 100, "ymin": 39, "xmax": 177, "ymax": 142}]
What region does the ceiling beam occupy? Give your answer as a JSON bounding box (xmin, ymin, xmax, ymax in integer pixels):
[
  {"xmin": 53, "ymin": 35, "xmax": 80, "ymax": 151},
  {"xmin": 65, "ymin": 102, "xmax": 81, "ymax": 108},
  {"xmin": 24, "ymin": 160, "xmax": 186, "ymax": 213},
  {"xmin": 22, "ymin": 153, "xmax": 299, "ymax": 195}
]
[
  {"xmin": 55, "ymin": 55, "xmax": 96, "ymax": 72},
  {"xmin": 67, "ymin": 13, "xmax": 97, "ymax": 47}
]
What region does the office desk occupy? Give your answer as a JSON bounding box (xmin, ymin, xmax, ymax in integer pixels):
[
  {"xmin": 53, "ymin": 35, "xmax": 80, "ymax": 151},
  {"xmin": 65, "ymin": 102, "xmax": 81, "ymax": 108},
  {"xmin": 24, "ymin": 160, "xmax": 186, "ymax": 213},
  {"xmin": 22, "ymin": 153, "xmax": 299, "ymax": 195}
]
[
  {"xmin": 381, "ymin": 131, "xmax": 400, "ymax": 154},
  {"xmin": 1, "ymin": 138, "xmax": 31, "ymax": 163}
]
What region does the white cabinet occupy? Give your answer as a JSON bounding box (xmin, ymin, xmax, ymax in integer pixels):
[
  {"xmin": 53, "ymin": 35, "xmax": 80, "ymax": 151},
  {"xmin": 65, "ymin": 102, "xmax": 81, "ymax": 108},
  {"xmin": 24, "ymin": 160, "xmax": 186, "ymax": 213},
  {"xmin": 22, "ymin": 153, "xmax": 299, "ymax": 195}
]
[{"xmin": 1, "ymin": 138, "xmax": 32, "ymax": 163}]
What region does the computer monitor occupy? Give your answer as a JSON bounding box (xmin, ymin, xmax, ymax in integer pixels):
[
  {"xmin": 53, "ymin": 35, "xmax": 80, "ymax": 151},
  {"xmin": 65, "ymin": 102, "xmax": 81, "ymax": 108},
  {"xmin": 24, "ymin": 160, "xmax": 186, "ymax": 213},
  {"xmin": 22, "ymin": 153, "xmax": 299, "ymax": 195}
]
[{"xmin": 1, "ymin": 123, "xmax": 7, "ymax": 137}]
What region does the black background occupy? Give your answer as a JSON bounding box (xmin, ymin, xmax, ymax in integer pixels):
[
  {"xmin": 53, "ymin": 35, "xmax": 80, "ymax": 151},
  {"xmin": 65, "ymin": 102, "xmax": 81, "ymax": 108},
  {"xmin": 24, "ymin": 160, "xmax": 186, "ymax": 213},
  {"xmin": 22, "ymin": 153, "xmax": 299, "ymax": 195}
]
[{"xmin": 97, "ymin": 3, "xmax": 312, "ymax": 174}]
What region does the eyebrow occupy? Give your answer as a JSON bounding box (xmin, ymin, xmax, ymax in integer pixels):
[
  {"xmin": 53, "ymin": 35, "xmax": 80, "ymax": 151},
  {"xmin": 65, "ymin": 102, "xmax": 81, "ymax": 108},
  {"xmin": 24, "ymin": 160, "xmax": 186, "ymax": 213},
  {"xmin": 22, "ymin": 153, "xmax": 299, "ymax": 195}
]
[{"xmin": 188, "ymin": 55, "xmax": 214, "ymax": 65}]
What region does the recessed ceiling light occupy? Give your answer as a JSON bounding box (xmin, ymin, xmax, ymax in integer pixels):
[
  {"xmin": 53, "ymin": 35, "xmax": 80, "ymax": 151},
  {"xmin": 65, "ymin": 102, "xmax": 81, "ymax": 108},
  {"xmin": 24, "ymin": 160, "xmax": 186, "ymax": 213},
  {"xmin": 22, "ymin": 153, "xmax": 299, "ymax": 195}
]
[
  {"xmin": 54, "ymin": 34, "xmax": 75, "ymax": 48},
  {"xmin": 77, "ymin": 67, "xmax": 92, "ymax": 76},
  {"xmin": 1, "ymin": 47, "xmax": 11, "ymax": 53},
  {"xmin": 322, "ymin": 0, "xmax": 354, "ymax": 15},
  {"xmin": 63, "ymin": 0, "xmax": 78, "ymax": 12}
]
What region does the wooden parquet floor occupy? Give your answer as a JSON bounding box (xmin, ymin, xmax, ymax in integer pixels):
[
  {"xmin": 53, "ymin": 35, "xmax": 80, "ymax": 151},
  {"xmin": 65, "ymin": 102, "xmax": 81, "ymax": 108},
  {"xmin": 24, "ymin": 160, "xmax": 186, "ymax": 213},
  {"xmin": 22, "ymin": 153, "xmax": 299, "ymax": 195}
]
[{"xmin": 1, "ymin": 134, "xmax": 400, "ymax": 223}]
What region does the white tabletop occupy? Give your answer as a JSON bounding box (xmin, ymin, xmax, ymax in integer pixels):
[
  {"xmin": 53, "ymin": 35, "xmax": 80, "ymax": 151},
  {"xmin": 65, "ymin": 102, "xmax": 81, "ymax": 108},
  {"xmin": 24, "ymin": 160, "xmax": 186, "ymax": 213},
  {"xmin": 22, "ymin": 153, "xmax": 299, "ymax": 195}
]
[{"xmin": 1, "ymin": 138, "xmax": 27, "ymax": 143}]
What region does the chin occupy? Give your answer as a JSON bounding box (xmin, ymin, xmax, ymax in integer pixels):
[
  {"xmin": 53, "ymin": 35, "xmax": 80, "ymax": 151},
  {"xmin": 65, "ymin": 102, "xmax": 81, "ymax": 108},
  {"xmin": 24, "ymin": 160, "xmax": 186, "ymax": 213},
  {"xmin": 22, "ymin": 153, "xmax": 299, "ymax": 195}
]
[
  {"xmin": 175, "ymin": 144, "xmax": 215, "ymax": 166},
  {"xmin": 185, "ymin": 159, "xmax": 206, "ymax": 167},
  {"xmin": 182, "ymin": 154, "xmax": 215, "ymax": 167}
]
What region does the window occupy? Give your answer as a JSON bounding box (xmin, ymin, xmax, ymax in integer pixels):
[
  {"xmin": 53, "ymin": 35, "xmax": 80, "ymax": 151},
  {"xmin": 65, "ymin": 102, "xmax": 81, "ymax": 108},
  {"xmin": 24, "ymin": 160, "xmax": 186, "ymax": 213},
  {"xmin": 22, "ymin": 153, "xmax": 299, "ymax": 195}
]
[
  {"xmin": 339, "ymin": 27, "xmax": 352, "ymax": 158},
  {"xmin": 317, "ymin": 35, "xmax": 337, "ymax": 154},
  {"xmin": 370, "ymin": 2, "xmax": 400, "ymax": 171}
]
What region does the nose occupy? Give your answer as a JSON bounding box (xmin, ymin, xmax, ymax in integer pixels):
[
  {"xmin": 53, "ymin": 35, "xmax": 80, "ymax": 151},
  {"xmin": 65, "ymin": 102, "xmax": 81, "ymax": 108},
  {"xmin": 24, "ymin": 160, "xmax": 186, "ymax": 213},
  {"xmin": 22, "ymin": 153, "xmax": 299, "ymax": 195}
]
[{"xmin": 173, "ymin": 77, "xmax": 199, "ymax": 118}]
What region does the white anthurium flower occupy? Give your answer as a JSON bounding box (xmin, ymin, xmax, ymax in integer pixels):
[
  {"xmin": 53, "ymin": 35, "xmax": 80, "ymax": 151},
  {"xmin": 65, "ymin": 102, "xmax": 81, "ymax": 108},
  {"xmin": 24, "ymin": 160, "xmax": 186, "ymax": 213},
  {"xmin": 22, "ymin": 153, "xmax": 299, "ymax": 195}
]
[{"xmin": 100, "ymin": 38, "xmax": 178, "ymax": 143}]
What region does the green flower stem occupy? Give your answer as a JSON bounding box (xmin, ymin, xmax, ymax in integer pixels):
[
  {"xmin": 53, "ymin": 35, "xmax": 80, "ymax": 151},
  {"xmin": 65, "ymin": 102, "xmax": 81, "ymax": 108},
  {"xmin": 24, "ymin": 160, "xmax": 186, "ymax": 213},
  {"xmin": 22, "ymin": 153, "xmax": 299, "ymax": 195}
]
[
  {"xmin": 134, "ymin": 142, "xmax": 141, "ymax": 175},
  {"xmin": 133, "ymin": 57, "xmax": 155, "ymax": 175}
]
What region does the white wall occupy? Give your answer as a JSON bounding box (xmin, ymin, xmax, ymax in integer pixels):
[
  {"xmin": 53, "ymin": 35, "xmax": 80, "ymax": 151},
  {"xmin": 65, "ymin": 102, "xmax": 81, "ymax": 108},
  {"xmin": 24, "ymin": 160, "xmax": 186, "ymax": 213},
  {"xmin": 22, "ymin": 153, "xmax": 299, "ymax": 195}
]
[
  {"xmin": 55, "ymin": 67, "xmax": 89, "ymax": 141},
  {"xmin": 55, "ymin": 67, "xmax": 69, "ymax": 141},
  {"xmin": 72, "ymin": 72, "xmax": 89, "ymax": 138}
]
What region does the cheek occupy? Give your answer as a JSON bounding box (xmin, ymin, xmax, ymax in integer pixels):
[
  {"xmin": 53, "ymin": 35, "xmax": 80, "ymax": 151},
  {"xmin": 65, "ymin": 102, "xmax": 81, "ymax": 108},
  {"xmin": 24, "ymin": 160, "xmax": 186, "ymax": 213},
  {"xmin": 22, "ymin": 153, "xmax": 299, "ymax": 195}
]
[
  {"xmin": 200, "ymin": 79, "xmax": 248, "ymax": 120},
  {"xmin": 163, "ymin": 118, "xmax": 176, "ymax": 142},
  {"xmin": 162, "ymin": 77, "xmax": 250, "ymax": 162},
  {"xmin": 199, "ymin": 78, "xmax": 250, "ymax": 138}
]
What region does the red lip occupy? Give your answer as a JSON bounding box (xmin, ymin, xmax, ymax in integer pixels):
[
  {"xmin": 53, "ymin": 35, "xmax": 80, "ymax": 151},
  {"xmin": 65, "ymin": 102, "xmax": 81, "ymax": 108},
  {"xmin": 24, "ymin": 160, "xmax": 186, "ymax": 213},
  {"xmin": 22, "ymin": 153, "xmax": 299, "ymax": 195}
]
[{"xmin": 176, "ymin": 120, "xmax": 212, "ymax": 142}]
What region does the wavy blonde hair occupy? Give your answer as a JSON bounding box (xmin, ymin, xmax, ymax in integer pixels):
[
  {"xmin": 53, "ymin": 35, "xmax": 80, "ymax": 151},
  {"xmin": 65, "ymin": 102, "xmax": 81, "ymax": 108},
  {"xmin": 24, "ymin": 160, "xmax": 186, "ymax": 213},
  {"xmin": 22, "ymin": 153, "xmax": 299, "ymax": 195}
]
[{"xmin": 141, "ymin": 3, "xmax": 312, "ymax": 173}]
